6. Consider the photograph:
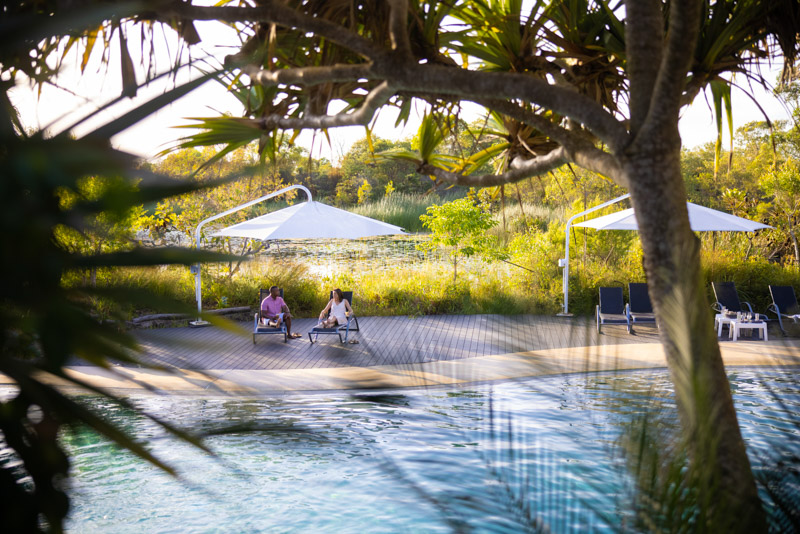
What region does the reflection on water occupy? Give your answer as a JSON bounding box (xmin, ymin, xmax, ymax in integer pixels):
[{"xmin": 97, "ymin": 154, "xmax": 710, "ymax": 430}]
[
  {"xmin": 252, "ymin": 236, "xmax": 505, "ymax": 278},
  {"xmin": 205, "ymin": 235, "xmax": 512, "ymax": 279},
  {"xmin": 3, "ymin": 369, "xmax": 798, "ymax": 532}
]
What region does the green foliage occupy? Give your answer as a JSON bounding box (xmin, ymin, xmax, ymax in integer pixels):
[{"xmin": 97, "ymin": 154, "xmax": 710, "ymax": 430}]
[
  {"xmin": 0, "ymin": 130, "xmax": 236, "ymax": 531},
  {"xmin": 418, "ymin": 197, "xmax": 503, "ymax": 280},
  {"xmin": 356, "ymin": 178, "xmax": 372, "ymax": 205}
]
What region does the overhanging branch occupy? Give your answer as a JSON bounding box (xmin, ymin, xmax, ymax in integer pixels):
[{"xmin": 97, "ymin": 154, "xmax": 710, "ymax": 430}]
[
  {"xmin": 242, "ymin": 64, "xmax": 374, "ymax": 88},
  {"xmin": 382, "ymin": 64, "xmax": 630, "ymax": 153},
  {"xmin": 254, "ymin": 81, "xmax": 395, "ymax": 130},
  {"xmin": 477, "ymin": 99, "xmax": 624, "ymax": 184},
  {"xmin": 152, "ymin": 1, "xmax": 380, "ymax": 60},
  {"xmin": 418, "ymin": 147, "xmax": 568, "ymax": 187}
]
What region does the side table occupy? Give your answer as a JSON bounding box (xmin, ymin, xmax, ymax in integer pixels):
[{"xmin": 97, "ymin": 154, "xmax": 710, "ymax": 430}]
[{"xmin": 730, "ymin": 319, "xmax": 768, "ymax": 342}]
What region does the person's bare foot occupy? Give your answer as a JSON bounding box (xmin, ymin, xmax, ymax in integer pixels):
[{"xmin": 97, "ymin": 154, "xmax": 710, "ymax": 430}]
[{"xmin": 289, "ymin": 332, "xmax": 302, "ymax": 339}]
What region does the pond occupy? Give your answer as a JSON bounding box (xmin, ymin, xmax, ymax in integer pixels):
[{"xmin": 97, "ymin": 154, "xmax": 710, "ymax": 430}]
[
  {"xmin": 5, "ymin": 368, "xmax": 800, "ymax": 532},
  {"xmin": 236, "ymin": 235, "xmax": 511, "ymax": 279}
]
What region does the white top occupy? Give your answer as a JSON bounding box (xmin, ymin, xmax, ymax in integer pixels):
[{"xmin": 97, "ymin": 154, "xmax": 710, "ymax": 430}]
[{"xmin": 330, "ymin": 299, "xmax": 348, "ymax": 323}]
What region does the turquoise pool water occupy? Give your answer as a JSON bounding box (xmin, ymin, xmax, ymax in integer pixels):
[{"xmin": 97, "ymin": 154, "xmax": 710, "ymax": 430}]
[{"xmin": 8, "ymin": 368, "xmax": 800, "ymax": 532}]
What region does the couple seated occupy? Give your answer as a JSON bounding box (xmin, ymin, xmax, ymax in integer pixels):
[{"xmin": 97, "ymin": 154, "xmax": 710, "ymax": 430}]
[{"xmin": 254, "ymin": 286, "xmax": 358, "ymax": 344}]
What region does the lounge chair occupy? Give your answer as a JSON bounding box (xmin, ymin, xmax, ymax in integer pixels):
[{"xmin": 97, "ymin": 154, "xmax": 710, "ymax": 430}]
[
  {"xmin": 596, "ymin": 287, "xmax": 630, "ymax": 333},
  {"xmin": 626, "ymin": 283, "xmax": 657, "ymax": 334},
  {"xmin": 711, "ymin": 281, "xmax": 767, "ymax": 320},
  {"xmin": 767, "ymin": 285, "xmax": 800, "ymax": 336},
  {"xmin": 253, "ymin": 288, "xmax": 287, "ymax": 343},
  {"xmin": 308, "ymin": 290, "xmax": 359, "ymax": 344}
]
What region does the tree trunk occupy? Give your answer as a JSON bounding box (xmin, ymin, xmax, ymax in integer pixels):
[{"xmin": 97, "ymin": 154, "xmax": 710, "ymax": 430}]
[
  {"xmin": 789, "ymin": 228, "xmax": 799, "ymax": 266},
  {"xmin": 623, "ymin": 136, "xmax": 766, "ymax": 530}
]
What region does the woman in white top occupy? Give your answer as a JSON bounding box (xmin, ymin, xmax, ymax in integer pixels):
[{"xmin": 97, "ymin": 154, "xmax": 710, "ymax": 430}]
[{"xmin": 319, "ymin": 288, "xmax": 354, "ymax": 327}]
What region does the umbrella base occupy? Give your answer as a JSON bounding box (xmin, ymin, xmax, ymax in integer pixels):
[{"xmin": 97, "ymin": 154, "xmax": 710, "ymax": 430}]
[
  {"xmin": 556, "ymin": 312, "xmax": 574, "ymax": 317},
  {"xmin": 189, "ymin": 319, "xmax": 212, "ymax": 328}
]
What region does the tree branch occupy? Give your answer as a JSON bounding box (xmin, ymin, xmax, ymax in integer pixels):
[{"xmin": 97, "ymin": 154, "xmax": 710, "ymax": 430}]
[
  {"xmin": 387, "ymin": 0, "xmax": 412, "ymax": 58},
  {"xmin": 152, "ymin": 1, "xmax": 380, "ymax": 60},
  {"xmin": 639, "ymin": 0, "xmax": 703, "ymax": 140},
  {"xmin": 241, "ymin": 64, "xmax": 373, "ymax": 88},
  {"xmin": 254, "ymin": 81, "xmax": 395, "ymax": 130},
  {"xmin": 477, "ymin": 98, "xmax": 585, "ymax": 148},
  {"xmin": 379, "ymin": 63, "xmax": 629, "ymax": 153},
  {"xmin": 477, "ymin": 98, "xmax": 623, "ymax": 183},
  {"xmin": 418, "ymin": 148, "xmax": 568, "ymax": 188},
  {"xmin": 626, "ymin": 0, "xmax": 664, "ymax": 135}
]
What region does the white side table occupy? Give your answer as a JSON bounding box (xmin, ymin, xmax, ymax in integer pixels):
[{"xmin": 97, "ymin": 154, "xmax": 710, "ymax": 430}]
[
  {"xmin": 730, "ymin": 320, "xmax": 768, "ymax": 342},
  {"xmin": 714, "ymin": 314, "xmax": 736, "ymax": 338}
]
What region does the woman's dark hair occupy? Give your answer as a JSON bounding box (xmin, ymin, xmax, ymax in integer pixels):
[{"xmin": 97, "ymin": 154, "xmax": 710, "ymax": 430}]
[{"xmin": 333, "ymin": 288, "xmax": 344, "ymax": 302}]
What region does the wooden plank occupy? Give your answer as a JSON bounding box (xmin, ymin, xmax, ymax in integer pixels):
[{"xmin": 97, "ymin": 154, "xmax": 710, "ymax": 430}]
[{"xmin": 127, "ymin": 314, "xmax": 663, "ymax": 372}]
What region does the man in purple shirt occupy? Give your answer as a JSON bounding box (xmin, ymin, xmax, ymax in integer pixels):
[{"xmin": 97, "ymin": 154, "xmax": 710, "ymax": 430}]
[{"xmin": 261, "ymin": 286, "xmax": 302, "ymax": 338}]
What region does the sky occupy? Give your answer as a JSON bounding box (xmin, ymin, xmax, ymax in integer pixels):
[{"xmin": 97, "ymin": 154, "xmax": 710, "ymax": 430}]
[{"xmin": 8, "ymin": 19, "xmax": 793, "ymax": 165}]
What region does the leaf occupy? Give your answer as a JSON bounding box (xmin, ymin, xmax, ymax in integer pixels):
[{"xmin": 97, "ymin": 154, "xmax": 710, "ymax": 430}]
[
  {"xmin": 710, "ymin": 80, "xmax": 732, "ymax": 180},
  {"xmin": 118, "ymin": 24, "xmax": 138, "ymax": 98},
  {"xmin": 73, "ymin": 247, "xmax": 238, "ymax": 269},
  {"xmin": 395, "ymin": 98, "xmax": 412, "ymax": 128},
  {"xmin": 80, "ymin": 26, "xmax": 100, "ymax": 73}
]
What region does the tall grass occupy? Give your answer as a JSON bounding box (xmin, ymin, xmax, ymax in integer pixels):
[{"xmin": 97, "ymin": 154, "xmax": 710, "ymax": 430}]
[
  {"xmin": 351, "ymin": 192, "xmax": 464, "ymax": 232},
  {"xmin": 67, "ymin": 223, "xmax": 799, "ymax": 321}
]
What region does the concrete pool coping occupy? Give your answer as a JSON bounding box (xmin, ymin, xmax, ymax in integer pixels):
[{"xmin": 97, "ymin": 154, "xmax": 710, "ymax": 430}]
[{"xmin": 6, "ymin": 338, "xmax": 799, "ymax": 396}]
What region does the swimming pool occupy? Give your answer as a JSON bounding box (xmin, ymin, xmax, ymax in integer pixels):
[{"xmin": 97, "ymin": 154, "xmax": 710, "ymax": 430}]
[{"xmin": 13, "ymin": 368, "xmax": 800, "ymax": 532}]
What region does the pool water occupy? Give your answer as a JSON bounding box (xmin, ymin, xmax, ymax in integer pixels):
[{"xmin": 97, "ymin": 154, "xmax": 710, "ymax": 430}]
[{"xmin": 27, "ymin": 369, "xmax": 800, "ymax": 531}]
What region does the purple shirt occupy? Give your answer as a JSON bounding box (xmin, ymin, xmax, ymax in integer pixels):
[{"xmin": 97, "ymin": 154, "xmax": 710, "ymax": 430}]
[{"xmin": 261, "ymin": 296, "xmax": 286, "ymax": 317}]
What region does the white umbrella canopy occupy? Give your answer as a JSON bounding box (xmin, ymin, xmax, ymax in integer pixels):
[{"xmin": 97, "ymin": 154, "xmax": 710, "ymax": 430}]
[
  {"xmin": 211, "ymin": 200, "xmax": 407, "ymax": 240},
  {"xmin": 573, "ymin": 202, "xmax": 772, "ymax": 232}
]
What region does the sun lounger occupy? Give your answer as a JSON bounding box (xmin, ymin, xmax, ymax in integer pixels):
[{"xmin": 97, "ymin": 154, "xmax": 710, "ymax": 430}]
[
  {"xmin": 308, "ymin": 290, "xmax": 359, "ymax": 344},
  {"xmin": 767, "ymin": 285, "xmax": 800, "ymax": 336},
  {"xmin": 626, "ymin": 283, "xmax": 657, "ymax": 334},
  {"xmin": 711, "ymin": 281, "xmax": 766, "ymax": 320},
  {"xmin": 253, "ymin": 288, "xmax": 287, "ymax": 343},
  {"xmin": 596, "ymin": 287, "xmax": 630, "ymax": 333}
]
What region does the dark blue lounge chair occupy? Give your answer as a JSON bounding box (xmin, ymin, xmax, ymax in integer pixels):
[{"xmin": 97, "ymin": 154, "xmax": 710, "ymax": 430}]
[
  {"xmin": 253, "ymin": 288, "xmax": 287, "ymax": 343},
  {"xmin": 767, "ymin": 285, "xmax": 800, "ymax": 336},
  {"xmin": 596, "ymin": 287, "xmax": 630, "ymax": 333},
  {"xmin": 626, "ymin": 283, "xmax": 657, "ymax": 334},
  {"xmin": 308, "ymin": 291, "xmax": 359, "ymax": 344},
  {"xmin": 711, "ymin": 281, "xmax": 766, "ymax": 320}
]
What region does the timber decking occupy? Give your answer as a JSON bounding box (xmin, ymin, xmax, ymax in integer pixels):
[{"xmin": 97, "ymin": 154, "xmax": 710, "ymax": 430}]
[{"xmin": 127, "ymin": 314, "xmax": 660, "ymax": 372}]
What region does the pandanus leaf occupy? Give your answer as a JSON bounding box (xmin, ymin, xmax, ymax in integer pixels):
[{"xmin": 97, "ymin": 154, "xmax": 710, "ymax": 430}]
[{"xmin": 710, "ymin": 79, "xmax": 733, "ymax": 180}]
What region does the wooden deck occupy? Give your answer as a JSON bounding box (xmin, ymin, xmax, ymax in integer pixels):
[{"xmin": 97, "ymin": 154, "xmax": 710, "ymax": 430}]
[{"xmin": 130, "ymin": 314, "xmax": 662, "ymax": 371}]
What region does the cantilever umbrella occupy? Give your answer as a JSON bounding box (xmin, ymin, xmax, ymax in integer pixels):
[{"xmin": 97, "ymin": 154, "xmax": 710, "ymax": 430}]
[
  {"xmin": 191, "ymin": 185, "xmax": 406, "ymax": 325},
  {"xmin": 572, "ymin": 202, "xmax": 772, "ymax": 232},
  {"xmin": 556, "ymin": 200, "xmax": 773, "ymax": 316},
  {"xmin": 211, "ymin": 199, "xmax": 406, "ymax": 240}
]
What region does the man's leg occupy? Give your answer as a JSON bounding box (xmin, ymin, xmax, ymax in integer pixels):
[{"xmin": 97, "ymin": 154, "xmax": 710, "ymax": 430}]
[{"xmin": 285, "ymin": 313, "xmax": 301, "ymax": 338}]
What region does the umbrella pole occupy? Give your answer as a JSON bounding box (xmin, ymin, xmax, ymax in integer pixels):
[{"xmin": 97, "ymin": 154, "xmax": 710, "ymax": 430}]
[
  {"xmin": 558, "ymin": 193, "xmax": 630, "ymax": 316},
  {"xmin": 189, "ymin": 184, "xmax": 313, "ymax": 327}
]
